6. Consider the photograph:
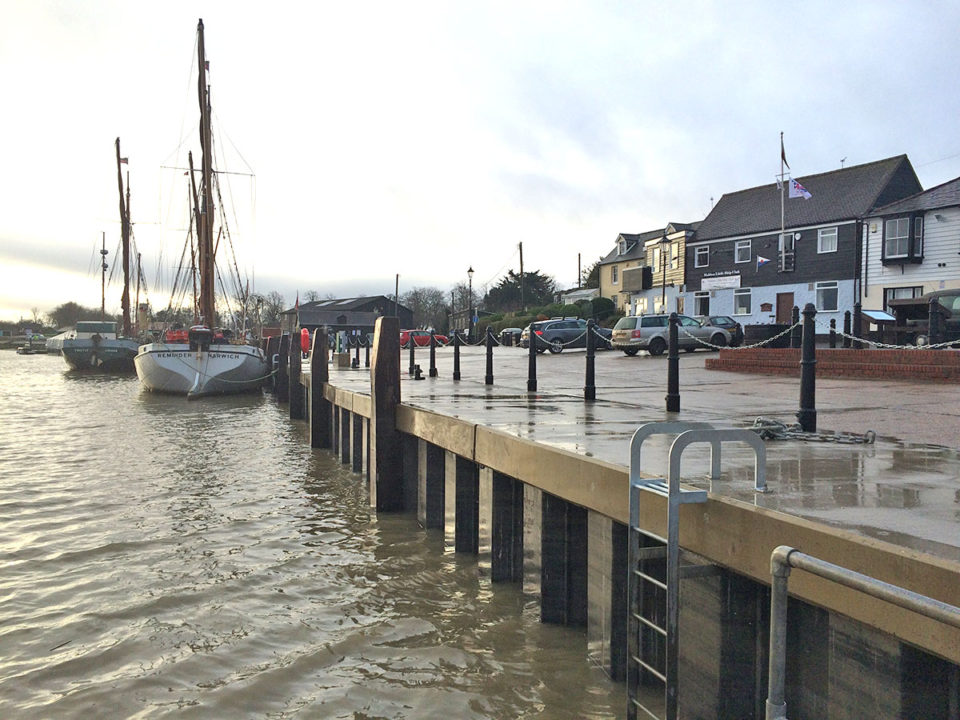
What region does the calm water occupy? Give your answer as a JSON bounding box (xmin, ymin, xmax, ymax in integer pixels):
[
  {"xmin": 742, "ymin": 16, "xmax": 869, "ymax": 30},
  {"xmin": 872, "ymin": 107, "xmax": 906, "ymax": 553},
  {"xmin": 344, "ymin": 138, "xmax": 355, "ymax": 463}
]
[{"xmin": 0, "ymin": 352, "xmax": 621, "ymax": 719}]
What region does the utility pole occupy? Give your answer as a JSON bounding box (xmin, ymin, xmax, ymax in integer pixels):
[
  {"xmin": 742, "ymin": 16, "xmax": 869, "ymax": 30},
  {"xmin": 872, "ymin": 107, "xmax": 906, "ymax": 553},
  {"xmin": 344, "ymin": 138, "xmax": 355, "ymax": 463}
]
[
  {"xmin": 578, "ymin": 253, "xmax": 581, "ymax": 289},
  {"xmin": 519, "ymin": 241, "xmax": 525, "ymax": 310}
]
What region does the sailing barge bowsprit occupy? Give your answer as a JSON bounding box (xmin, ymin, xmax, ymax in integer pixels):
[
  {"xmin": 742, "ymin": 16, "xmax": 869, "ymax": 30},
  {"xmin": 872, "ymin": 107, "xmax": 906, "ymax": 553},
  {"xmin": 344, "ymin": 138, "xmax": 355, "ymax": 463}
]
[{"xmin": 134, "ymin": 19, "xmax": 267, "ymax": 398}]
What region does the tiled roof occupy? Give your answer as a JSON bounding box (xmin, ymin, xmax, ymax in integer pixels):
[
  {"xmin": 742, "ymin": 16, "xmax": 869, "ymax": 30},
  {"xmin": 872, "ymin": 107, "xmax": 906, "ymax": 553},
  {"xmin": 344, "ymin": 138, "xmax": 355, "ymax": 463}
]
[
  {"xmin": 599, "ymin": 225, "xmax": 695, "ymax": 265},
  {"xmin": 695, "ymin": 155, "xmax": 921, "ymax": 241},
  {"xmin": 871, "ymin": 176, "xmax": 960, "ymax": 215}
]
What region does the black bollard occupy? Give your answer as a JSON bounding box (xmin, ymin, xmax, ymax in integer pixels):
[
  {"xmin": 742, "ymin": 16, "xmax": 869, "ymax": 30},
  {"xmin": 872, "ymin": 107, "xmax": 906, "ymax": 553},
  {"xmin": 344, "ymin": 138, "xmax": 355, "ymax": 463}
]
[
  {"xmin": 666, "ymin": 313, "xmax": 680, "ymax": 412},
  {"xmin": 527, "ymin": 326, "xmax": 538, "ymax": 392},
  {"xmin": 790, "ymin": 306, "xmax": 801, "ymax": 348},
  {"xmin": 829, "ymin": 318, "xmax": 836, "ymax": 348},
  {"xmin": 429, "ymin": 330, "xmax": 438, "ymax": 377},
  {"xmin": 453, "ymin": 330, "xmax": 461, "ymax": 381},
  {"xmin": 364, "ymin": 337, "xmax": 370, "ymax": 368},
  {"xmin": 843, "ymin": 310, "xmax": 852, "ymax": 349},
  {"xmin": 485, "ymin": 327, "xmax": 494, "ymax": 385},
  {"xmin": 354, "ymin": 334, "xmax": 361, "ymax": 368},
  {"xmin": 853, "ymin": 302, "xmax": 863, "ymax": 350},
  {"xmin": 408, "ymin": 333, "xmax": 415, "ymax": 376},
  {"xmin": 798, "ymin": 303, "xmax": 817, "ymax": 432},
  {"xmin": 928, "ymin": 296, "xmax": 942, "ymax": 346},
  {"xmin": 584, "ymin": 319, "xmax": 596, "ymax": 401}
]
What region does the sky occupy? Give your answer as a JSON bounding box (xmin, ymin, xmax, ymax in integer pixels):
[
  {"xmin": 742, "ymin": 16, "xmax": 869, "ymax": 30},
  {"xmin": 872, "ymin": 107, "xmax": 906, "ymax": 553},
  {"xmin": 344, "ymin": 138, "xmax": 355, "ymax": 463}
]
[{"xmin": 3, "ymin": 0, "xmax": 960, "ymax": 322}]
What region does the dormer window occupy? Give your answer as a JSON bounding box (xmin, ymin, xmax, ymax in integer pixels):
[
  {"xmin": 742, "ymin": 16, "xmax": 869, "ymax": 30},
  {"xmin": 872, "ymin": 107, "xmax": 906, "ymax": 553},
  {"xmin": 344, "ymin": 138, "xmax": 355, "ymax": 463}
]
[
  {"xmin": 618, "ymin": 239, "xmax": 627, "ymax": 255},
  {"xmin": 882, "ymin": 215, "xmax": 923, "ymax": 264}
]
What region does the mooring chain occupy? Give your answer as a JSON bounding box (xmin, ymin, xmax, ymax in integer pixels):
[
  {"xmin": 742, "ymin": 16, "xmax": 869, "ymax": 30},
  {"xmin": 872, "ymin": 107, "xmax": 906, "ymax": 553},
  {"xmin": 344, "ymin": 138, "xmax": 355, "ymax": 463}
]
[
  {"xmin": 823, "ymin": 324, "xmax": 959, "ymax": 351},
  {"xmin": 678, "ymin": 321, "xmax": 801, "ymax": 351},
  {"xmin": 750, "ymin": 416, "xmax": 876, "ymax": 444}
]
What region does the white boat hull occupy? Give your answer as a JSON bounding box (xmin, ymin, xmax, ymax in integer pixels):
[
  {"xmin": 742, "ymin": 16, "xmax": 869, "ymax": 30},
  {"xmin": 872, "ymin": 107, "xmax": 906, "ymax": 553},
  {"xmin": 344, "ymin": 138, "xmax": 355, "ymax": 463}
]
[{"xmin": 135, "ymin": 342, "xmax": 268, "ymax": 398}]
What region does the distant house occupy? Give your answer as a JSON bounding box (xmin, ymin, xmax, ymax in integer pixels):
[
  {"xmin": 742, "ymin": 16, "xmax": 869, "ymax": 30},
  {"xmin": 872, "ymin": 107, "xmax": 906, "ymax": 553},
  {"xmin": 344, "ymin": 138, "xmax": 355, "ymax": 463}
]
[
  {"xmin": 598, "ymin": 223, "xmax": 699, "ymax": 316},
  {"xmin": 862, "ymin": 176, "xmax": 960, "ymax": 311},
  {"xmin": 684, "ymin": 155, "xmax": 922, "ymax": 325},
  {"xmin": 555, "ymin": 287, "xmax": 599, "ymax": 305},
  {"xmin": 281, "ymin": 296, "xmax": 413, "ymax": 335}
]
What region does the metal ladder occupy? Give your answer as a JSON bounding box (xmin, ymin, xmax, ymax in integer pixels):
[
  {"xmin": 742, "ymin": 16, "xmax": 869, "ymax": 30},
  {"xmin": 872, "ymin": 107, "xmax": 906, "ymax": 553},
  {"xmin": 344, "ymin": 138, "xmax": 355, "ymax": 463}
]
[{"xmin": 627, "ymin": 423, "xmax": 767, "ymax": 720}]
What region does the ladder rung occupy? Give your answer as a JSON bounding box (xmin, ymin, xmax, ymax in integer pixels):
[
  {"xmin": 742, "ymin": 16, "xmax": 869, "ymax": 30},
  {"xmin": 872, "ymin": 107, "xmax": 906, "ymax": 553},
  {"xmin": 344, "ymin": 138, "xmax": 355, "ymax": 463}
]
[
  {"xmin": 630, "ymin": 654, "xmax": 667, "ymax": 683},
  {"xmin": 632, "ymin": 569, "xmax": 667, "ymax": 590},
  {"xmin": 636, "ymin": 479, "xmax": 708, "ymax": 504},
  {"xmin": 631, "ymin": 612, "xmax": 667, "ymax": 636},
  {"xmin": 631, "ymin": 528, "xmax": 667, "ymax": 545},
  {"xmin": 628, "ymin": 698, "xmax": 664, "ymax": 720}
]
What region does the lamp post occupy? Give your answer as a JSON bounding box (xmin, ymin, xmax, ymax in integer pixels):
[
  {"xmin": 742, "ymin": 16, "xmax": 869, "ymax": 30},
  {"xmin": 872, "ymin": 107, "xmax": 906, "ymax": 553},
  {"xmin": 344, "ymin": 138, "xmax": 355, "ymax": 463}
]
[
  {"xmin": 659, "ymin": 230, "xmax": 670, "ymax": 312},
  {"xmin": 467, "ymin": 266, "xmax": 475, "ymax": 342}
]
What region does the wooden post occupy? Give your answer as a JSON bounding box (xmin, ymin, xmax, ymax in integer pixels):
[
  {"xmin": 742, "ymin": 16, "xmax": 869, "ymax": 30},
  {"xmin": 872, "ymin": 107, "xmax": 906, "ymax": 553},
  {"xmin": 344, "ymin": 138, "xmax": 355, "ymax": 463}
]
[
  {"xmin": 370, "ymin": 316, "xmax": 403, "ymax": 510},
  {"xmin": 277, "ymin": 333, "xmax": 290, "ymax": 403},
  {"xmin": 309, "ymin": 327, "xmax": 331, "ymax": 449},
  {"xmin": 289, "ymin": 332, "xmax": 304, "ymax": 420}
]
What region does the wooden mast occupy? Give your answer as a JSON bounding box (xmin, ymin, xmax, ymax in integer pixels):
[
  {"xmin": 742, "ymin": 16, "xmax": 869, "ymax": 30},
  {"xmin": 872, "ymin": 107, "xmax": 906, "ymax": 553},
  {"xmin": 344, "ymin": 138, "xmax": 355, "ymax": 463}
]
[
  {"xmin": 197, "ymin": 19, "xmax": 216, "ymax": 328},
  {"xmin": 115, "ymin": 137, "xmax": 132, "ymax": 336}
]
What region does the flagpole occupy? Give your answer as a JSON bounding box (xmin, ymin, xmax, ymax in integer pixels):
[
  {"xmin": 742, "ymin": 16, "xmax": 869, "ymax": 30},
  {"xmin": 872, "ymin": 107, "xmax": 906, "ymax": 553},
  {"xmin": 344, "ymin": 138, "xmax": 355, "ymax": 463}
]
[{"xmin": 780, "ymin": 132, "xmax": 786, "ymax": 270}]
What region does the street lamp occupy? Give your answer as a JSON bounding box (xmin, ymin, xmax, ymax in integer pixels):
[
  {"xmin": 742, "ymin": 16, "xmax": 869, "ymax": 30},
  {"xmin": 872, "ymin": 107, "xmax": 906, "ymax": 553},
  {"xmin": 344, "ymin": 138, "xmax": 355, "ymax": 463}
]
[
  {"xmin": 467, "ymin": 266, "xmax": 475, "ymax": 342},
  {"xmin": 659, "ymin": 230, "xmax": 670, "ymax": 311}
]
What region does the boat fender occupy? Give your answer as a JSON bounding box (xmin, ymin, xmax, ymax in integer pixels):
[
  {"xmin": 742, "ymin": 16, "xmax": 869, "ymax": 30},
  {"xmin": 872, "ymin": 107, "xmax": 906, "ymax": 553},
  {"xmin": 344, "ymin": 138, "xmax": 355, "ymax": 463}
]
[{"xmin": 300, "ymin": 328, "xmax": 310, "ymax": 354}]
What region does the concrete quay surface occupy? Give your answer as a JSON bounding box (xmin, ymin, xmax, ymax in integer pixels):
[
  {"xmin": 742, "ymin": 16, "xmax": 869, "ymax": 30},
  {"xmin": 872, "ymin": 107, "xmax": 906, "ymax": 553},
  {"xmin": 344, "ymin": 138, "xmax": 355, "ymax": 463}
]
[{"xmin": 327, "ymin": 344, "xmax": 960, "ymax": 563}]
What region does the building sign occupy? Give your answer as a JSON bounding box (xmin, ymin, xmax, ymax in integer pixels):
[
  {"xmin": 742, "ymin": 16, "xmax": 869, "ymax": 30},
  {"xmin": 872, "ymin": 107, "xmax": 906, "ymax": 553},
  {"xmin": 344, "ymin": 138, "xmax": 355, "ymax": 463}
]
[{"xmin": 701, "ymin": 272, "xmax": 740, "ymax": 291}]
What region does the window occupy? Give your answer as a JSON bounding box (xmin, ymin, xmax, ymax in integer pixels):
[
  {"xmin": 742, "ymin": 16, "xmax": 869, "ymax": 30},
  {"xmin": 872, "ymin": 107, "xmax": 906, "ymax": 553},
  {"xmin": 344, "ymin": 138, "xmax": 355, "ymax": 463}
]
[
  {"xmin": 695, "ymin": 246, "xmax": 709, "ymax": 268},
  {"xmin": 618, "ymin": 239, "xmax": 627, "ymax": 255},
  {"xmin": 883, "ymin": 286, "xmax": 923, "ymax": 311},
  {"xmin": 611, "ymin": 265, "xmax": 619, "ymax": 284},
  {"xmin": 694, "ymin": 291, "xmax": 710, "ymax": 315},
  {"xmin": 641, "ymin": 316, "xmax": 668, "ymax": 328},
  {"xmin": 914, "ymin": 217, "xmax": 924, "ymax": 257},
  {"xmin": 733, "ymin": 288, "xmax": 751, "ymax": 315},
  {"xmin": 649, "ymin": 247, "xmax": 661, "ymax": 269},
  {"xmin": 815, "ymin": 281, "xmax": 838, "ymax": 312},
  {"xmin": 818, "ymin": 227, "xmax": 838, "ymax": 253},
  {"xmin": 634, "ymin": 297, "xmax": 648, "ymax": 315},
  {"xmin": 735, "ymin": 239, "xmax": 751, "ymax": 264},
  {"xmin": 670, "ymin": 242, "xmax": 680, "ymax": 270},
  {"xmin": 885, "ymin": 218, "xmax": 910, "ymax": 258}
]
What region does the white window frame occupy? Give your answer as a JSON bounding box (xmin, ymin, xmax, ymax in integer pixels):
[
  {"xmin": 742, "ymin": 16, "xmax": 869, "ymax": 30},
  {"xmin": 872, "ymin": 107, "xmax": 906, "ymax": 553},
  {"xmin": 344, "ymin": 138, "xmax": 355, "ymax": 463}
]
[
  {"xmin": 818, "ymin": 226, "xmax": 838, "ymax": 254},
  {"xmin": 914, "ymin": 217, "xmax": 924, "ymax": 257},
  {"xmin": 670, "ymin": 241, "xmax": 680, "ymax": 270},
  {"xmin": 618, "ymin": 239, "xmax": 627, "ymax": 255},
  {"xmin": 733, "ymin": 288, "xmax": 751, "ymax": 315},
  {"xmin": 694, "ymin": 291, "xmax": 710, "ymax": 315},
  {"xmin": 883, "ymin": 286, "xmax": 923, "ymax": 311},
  {"xmin": 611, "ymin": 265, "xmax": 619, "ymax": 285},
  {"xmin": 815, "ymin": 281, "xmax": 839, "ymax": 312},
  {"xmin": 885, "ymin": 218, "xmax": 910, "ymax": 258},
  {"xmin": 695, "ymin": 246, "xmax": 709, "ymax": 268},
  {"xmin": 735, "ymin": 239, "xmax": 751, "ymax": 264}
]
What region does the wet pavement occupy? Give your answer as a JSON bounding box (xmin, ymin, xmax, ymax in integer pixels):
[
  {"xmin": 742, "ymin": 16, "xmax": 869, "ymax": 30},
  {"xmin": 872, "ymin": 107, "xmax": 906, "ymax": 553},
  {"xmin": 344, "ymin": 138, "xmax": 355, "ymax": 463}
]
[{"xmin": 327, "ymin": 344, "xmax": 960, "ymax": 563}]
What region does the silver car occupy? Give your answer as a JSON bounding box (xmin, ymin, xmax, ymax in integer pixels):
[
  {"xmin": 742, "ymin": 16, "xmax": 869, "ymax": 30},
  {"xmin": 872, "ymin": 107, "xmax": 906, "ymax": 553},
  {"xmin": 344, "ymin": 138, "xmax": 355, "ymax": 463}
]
[{"xmin": 611, "ymin": 314, "xmax": 730, "ymax": 356}]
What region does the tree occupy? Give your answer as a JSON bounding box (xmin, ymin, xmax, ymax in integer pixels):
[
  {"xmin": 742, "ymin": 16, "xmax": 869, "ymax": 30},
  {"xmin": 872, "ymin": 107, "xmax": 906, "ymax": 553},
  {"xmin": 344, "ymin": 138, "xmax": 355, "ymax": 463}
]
[
  {"xmin": 401, "ymin": 286, "xmax": 449, "ymax": 330},
  {"xmin": 261, "ymin": 291, "xmax": 286, "ymax": 325},
  {"xmin": 581, "ymin": 259, "xmax": 602, "ymax": 289},
  {"xmin": 483, "ymin": 269, "xmax": 556, "ymax": 312},
  {"xmin": 304, "ymin": 290, "xmax": 321, "ymax": 303},
  {"xmin": 49, "ymin": 301, "xmax": 100, "ymax": 328}
]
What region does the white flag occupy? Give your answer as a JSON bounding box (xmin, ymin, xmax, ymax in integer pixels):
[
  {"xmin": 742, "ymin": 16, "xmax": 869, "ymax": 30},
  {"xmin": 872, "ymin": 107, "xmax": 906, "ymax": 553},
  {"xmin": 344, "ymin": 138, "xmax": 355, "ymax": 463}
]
[{"xmin": 789, "ymin": 179, "xmax": 812, "ymax": 199}]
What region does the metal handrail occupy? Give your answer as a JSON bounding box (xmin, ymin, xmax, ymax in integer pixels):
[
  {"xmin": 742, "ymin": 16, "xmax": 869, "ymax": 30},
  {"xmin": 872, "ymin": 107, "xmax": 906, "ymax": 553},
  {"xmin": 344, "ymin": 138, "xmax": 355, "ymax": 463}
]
[{"xmin": 766, "ymin": 546, "xmax": 960, "ymax": 720}]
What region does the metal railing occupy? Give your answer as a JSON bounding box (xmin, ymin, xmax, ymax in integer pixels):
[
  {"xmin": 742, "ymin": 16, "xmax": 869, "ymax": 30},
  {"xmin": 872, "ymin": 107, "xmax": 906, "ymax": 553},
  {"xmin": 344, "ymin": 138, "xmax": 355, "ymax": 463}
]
[{"xmin": 766, "ymin": 545, "xmax": 960, "ymax": 720}]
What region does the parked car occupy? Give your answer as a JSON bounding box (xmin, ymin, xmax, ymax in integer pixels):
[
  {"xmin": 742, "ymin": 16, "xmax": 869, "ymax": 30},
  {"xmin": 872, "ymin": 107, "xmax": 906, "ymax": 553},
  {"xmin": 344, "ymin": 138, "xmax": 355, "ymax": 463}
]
[
  {"xmin": 499, "ymin": 327, "xmax": 523, "ymax": 346},
  {"xmin": 887, "ymin": 289, "xmax": 960, "ymax": 346},
  {"xmin": 695, "ymin": 315, "xmax": 744, "ymax": 347},
  {"xmin": 400, "ymin": 329, "xmax": 449, "ymax": 348},
  {"xmin": 519, "ymin": 318, "xmax": 612, "ymax": 353},
  {"xmin": 611, "ymin": 314, "xmax": 730, "ymax": 356}
]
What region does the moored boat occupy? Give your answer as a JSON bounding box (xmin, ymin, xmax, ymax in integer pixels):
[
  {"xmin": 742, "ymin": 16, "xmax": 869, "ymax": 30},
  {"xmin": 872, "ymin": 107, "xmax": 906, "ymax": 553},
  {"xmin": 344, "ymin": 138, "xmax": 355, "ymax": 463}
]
[
  {"xmin": 61, "ymin": 321, "xmax": 138, "ymax": 370},
  {"xmin": 134, "ymin": 19, "xmax": 266, "ymax": 398}
]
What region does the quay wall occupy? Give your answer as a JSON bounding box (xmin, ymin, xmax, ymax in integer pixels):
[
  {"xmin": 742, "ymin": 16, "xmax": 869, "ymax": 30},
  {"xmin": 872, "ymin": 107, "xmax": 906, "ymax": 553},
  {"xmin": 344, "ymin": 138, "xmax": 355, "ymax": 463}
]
[{"xmin": 289, "ymin": 336, "xmax": 960, "ymax": 718}]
